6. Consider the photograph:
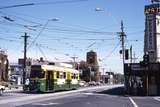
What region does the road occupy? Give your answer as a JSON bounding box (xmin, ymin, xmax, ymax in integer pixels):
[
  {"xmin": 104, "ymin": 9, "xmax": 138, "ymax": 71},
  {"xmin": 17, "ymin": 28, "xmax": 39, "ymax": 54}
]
[{"xmin": 0, "ymin": 85, "xmax": 160, "ymax": 107}]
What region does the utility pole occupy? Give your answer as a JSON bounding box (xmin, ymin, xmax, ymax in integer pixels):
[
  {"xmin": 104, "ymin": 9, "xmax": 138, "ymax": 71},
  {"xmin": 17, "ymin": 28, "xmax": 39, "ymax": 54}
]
[
  {"xmin": 133, "ymin": 52, "xmax": 136, "ymax": 63},
  {"xmin": 118, "ymin": 20, "xmax": 126, "ymax": 70},
  {"xmin": 102, "ymin": 68, "xmax": 105, "ymax": 83},
  {"xmin": 118, "ymin": 20, "xmax": 127, "ymax": 91},
  {"xmin": 21, "ymin": 32, "xmax": 30, "ymax": 85},
  {"xmin": 130, "ymin": 45, "xmax": 132, "ymax": 64}
]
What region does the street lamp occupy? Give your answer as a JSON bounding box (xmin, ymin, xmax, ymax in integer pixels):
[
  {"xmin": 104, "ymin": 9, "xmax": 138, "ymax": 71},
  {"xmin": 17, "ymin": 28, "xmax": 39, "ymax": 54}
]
[
  {"xmin": 95, "ymin": 7, "xmax": 104, "ymax": 11},
  {"xmin": 94, "ymin": 7, "xmax": 119, "ymax": 25}
]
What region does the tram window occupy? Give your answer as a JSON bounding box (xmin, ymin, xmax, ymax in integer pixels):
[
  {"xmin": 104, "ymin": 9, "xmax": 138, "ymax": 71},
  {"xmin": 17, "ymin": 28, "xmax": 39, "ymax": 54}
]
[
  {"xmin": 57, "ymin": 72, "xmax": 59, "ymax": 78},
  {"xmin": 64, "ymin": 72, "xmax": 66, "ymax": 78},
  {"xmin": 72, "ymin": 73, "xmax": 76, "ymax": 79},
  {"xmin": 30, "ymin": 70, "xmax": 45, "ymax": 78},
  {"xmin": 75, "ymin": 74, "xmax": 78, "ymax": 79},
  {"xmin": 74, "ymin": 74, "xmax": 76, "ymax": 79},
  {"xmin": 59, "ymin": 72, "xmax": 63, "ymax": 79},
  {"xmin": 71, "ymin": 73, "xmax": 74, "ymax": 79},
  {"xmin": 76, "ymin": 74, "xmax": 78, "ymax": 79}
]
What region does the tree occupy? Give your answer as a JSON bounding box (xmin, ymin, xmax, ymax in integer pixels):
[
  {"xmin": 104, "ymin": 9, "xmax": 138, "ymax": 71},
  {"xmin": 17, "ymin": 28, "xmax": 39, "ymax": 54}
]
[{"xmin": 79, "ymin": 61, "xmax": 90, "ymax": 82}]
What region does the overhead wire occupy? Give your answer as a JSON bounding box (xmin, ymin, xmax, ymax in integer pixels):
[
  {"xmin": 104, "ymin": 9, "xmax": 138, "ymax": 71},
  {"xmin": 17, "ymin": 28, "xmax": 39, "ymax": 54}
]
[
  {"xmin": 35, "ymin": 44, "xmax": 48, "ymax": 60},
  {"xmin": 100, "ymin": 41, "xmax": 121, "ymax": 62},
  {"xmin": 0, "ymin": 0, "xmax": 88, "ymax": 10}
]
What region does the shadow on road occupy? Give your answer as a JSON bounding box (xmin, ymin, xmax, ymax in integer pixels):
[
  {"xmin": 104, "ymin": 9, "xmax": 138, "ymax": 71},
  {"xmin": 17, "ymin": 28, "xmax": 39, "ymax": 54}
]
[{"xmin": 97, "ymin": 87, "xmax": 125, "ymax": 96}]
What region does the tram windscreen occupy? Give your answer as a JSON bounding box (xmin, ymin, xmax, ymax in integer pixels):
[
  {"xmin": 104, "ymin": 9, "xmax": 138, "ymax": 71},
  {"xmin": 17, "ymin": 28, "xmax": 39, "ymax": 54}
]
[{"xmin": 30, "ymin": 70, "xmax": 45, "ymax": 78}]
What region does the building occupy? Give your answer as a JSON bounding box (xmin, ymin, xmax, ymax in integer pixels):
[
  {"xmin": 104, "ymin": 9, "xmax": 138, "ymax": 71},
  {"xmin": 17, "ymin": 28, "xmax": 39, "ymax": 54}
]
[
  {"xmin": 144, "ymin": 3, "xmax": 160, "ymax": 62},
  {"xmin": 0, "ymin": 49, "xmax": 8, "ymax": 82},
  {"xmin": 124, "ymin": 2, "xmax": 160, "ymax": 96},
  {"xmin": 86, "ymin": 50, "xmax": 100, "ymax": 82},
  {"xmin": 101, "ymin": 71, "xmax": 114, "ymax": 84},
  {"xmin": 8, "ymin": 64, "xmax": 23, "ymax": 85},
  {"xmin": 124, "ymin": 63, "xmax": 160, "ymax": 96}
]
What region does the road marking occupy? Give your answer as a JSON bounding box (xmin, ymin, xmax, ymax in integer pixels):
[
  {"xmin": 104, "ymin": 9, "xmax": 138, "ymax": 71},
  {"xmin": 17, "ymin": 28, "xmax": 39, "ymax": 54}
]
[
  {"xmin": 32, "ymin": 102, "xmax": 60, "ymax": 106},
  {"xmin": 154, "ymin": 97, "xmax": 160, "ymax": 102},
  {"xmin": 129, "ymin": 97, "xmax": 138, "ymax": 107},
  {"xmin": 82, "ymin": 93, "xmax": 94, "ymax": 95}
]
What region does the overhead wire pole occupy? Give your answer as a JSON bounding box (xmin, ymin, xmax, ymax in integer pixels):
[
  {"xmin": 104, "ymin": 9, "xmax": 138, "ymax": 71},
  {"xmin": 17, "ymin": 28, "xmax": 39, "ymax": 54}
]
[
  {"xmin": 21, "ymin": 32, "xmax": 30, "ymax": 86},
  {"xmin": 118, "ymin": 20, "xmax": 126, "ymax": 91},
  {"xmin": 120, "ymin": 21, "xmax": 126, "ymax": 66}
]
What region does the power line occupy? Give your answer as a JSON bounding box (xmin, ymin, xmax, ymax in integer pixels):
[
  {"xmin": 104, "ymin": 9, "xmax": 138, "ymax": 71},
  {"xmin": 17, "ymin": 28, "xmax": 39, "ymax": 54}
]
[
  {"xmin": 0, "ymin": 11, "xmax": 118, "ymax": 35},
  {"xmin": 0, "ymin": 37, "xmax": 21, "ymax": 42},
  {"xmin": 100, "ymin": 41, "xmax": 121, "ymax": 62},
  {"xmin": 0, "ymin": 0, "xmax": 88, "ymax": 9},
  {"xmin": 0, "ymin": 3, "xmax": 34, "ymax": 10},
  {"xmin": 42, "ymin": 37, "xmax": 117, "ymax": 41},
  {"xmin": 36, "ymin": 44, "xmax": 48, "ymax": 60},
  {"xmin": 35, "ymin": 0, "xmax": 88, "ymax": 5}
]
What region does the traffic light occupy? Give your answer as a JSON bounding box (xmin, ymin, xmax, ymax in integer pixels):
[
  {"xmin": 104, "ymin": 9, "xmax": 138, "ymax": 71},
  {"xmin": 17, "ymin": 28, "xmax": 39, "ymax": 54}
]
[
  {"xmin": 143, "ymin": 54, "xmax": 149, "ymax": 63},
  {"xmin": 140, "ymin": 54, "xmax": 149, "ymax": 67},
  {"xmin": 119, "ymin": 50, "xmax": 122, "ymax": 54},
  {"xmin": 125, "ymin": 49, "xmax": 129, "ymax": 60}
]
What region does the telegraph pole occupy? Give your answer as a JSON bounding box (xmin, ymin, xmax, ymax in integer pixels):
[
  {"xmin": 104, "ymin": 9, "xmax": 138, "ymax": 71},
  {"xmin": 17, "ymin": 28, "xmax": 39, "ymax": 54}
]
[
  {"xmin": 118, "ymin": 20, "xmax": 127, "ymax": 91},
  {"xmin": 21, "ymin": 32, "xmax": 30, "ymax": 85},
  {"xmin": 119, "ymin": 21, "xmax": 126, "ymax": 68},
  {"xmin": 102, "ymin": 68, "xmax": 105, "ymax": 83},
  {"xmin": 130, "ymin": 45, "xmax": 132, "ymax": 63}
]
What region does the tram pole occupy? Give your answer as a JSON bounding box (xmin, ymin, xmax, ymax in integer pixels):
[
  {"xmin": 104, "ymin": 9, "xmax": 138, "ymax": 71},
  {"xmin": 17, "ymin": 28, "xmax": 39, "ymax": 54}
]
[{"xmin": 21, "ymin": 32, "xmax": 30, "ymax": 85}]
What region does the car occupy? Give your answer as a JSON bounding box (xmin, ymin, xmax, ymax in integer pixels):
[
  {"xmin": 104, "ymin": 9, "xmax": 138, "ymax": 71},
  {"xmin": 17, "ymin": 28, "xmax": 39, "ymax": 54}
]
[
  {"xmin": 88, "ymin": 81, "xmax": 96, "ymax": 86},
  {"xmin": 0, "ymin": 85, "xmax": 5, "ymax": 95},
  {"xmin": 79, "ymin": 81, "xmax": 87, "ymax": 87}
]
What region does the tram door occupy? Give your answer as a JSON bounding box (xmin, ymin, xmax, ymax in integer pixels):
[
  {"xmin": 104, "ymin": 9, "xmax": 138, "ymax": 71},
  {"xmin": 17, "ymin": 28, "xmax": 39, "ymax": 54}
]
[{"xmin": 46, "ymin": 71, "xmax": 54, "ymax": 91}]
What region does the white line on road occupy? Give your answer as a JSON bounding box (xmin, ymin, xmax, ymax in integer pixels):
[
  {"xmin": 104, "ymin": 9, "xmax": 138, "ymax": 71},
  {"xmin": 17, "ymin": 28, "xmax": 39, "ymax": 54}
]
[
  {"xmin": 129, "ymin": 97, "xmax": 138, "ymax": 107},
  {"xmin": 32, "ymin": 102, "xmax": 60, "ymax": 106},
  {"xmin": 154, "ymin": 97, "xmax": 160, "ymax": 102}
]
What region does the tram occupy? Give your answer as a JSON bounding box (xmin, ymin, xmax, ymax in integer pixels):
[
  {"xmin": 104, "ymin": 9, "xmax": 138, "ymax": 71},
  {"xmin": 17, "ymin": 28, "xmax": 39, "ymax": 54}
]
[{"xmin": 28, "ymin": 64, "xmax": 80, "ymax": 92}]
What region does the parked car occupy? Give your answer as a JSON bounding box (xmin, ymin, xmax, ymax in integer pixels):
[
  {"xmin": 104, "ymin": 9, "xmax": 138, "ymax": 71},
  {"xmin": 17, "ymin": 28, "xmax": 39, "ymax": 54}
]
[
  {"xmin": 79, "ymin": 81, "xmax": 87, "ymax": 87},
  {"xmin": 88, "ymin": 81, "xmax": 96, "ymax": 86},
  {"xmin": 0, "ymin": 85, "xmax": 5, "ymax": 95}
]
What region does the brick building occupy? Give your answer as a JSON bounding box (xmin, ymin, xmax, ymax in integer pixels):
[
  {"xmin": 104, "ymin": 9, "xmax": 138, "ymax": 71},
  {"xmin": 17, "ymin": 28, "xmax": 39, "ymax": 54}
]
[{"xmin": 86, "ymin": 50, "xmax": 100, "ymax": 82}]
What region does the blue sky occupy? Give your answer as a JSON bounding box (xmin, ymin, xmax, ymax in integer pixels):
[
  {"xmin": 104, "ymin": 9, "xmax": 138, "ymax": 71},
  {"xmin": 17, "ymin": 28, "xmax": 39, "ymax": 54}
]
[{"xmin": 0, "ymin": 0, "xmax": 151, "ymax": 73}]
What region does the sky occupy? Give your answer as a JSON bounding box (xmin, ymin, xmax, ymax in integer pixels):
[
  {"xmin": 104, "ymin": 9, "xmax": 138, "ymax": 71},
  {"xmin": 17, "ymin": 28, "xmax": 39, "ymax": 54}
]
[{"xmin": 0, "ymin": 0, "xmax": 151, "ymax": 74}]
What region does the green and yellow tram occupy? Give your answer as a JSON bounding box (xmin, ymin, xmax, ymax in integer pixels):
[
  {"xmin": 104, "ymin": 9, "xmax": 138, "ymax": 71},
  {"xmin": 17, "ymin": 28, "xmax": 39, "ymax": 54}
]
[{"xmin": 29, "ymin": 64, "xmax": 80, "ymax": 92}]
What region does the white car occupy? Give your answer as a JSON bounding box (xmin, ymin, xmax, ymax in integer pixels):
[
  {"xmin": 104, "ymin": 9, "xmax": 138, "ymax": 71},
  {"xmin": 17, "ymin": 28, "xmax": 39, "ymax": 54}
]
[
  {"xmin": 79, "ymin": 81, "xmax": 87, "ymax": 87},
  {"xmin": 0, "ymin": 85, "xmax": 5, "ymax": 95}
]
